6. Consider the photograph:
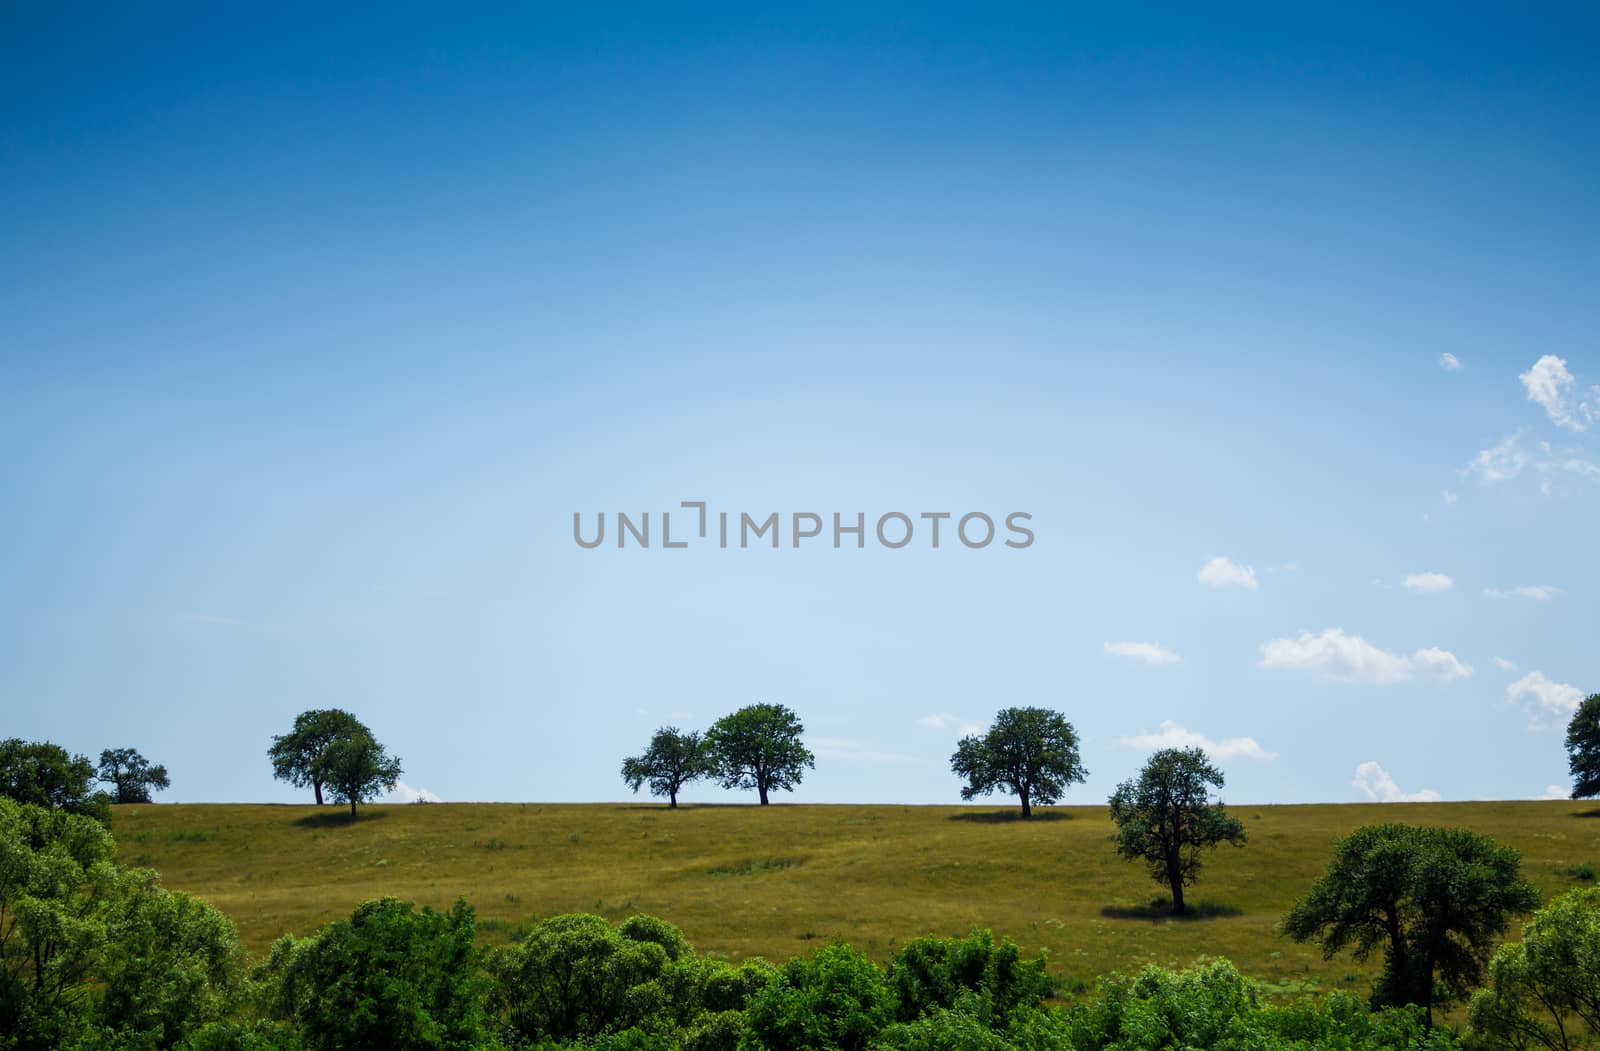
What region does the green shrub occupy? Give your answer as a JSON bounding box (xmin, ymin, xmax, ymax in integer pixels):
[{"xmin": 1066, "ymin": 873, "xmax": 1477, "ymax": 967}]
[
  {"xmin": 742, "ymin": 942, "xmax": 895, "ymax": 1051},
  {"xmin": 257, "ymin": 897, "xmax": 489, "ymax": 1051},
  {"xmin": 886, "ymin": 929, "xmax": 1051, "ymax": 1023}
]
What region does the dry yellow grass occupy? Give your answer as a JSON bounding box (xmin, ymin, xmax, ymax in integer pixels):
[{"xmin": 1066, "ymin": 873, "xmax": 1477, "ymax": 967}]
[{"xmin": 112, "ymin": 800, "xmax": 1598, "ymax": 996}]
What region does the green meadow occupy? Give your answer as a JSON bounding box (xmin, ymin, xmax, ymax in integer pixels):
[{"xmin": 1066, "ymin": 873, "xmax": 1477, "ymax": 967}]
[{"xmin": 113, "ymin": 800, "xmax": 1598, "ymax": 997}]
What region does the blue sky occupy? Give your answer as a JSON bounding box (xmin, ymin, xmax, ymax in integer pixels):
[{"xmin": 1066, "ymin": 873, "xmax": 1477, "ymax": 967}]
[{"xmin": 3, "ymin": 4, "xmax": 1597, "ymax": 806}]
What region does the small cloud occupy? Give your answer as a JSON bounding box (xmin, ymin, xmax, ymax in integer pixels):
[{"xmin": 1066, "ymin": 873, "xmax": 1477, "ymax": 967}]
[
  {"xmin": 1118, "ymin": 720, "xmax": 1276, "ymax": 761},
  {"xmin": 1493, "ymin": 657, "xmax": 1517, "ymax": 672},
  {"xmin": 1507, "ymin": 671, "xmax": 1585, "ymax": 728},
  {"xmin": 1540, "ymin": 784, "xmax": 1568, "ymax": 800},
  {"xmin": 918, "ymin": 714, "xmax": 982, "ymax": 735},
  {"xmin": 1198, "ymin": 556, "xmax": 1258, "ymax": 591},
  {"xmin": 1439, "ymin": 353, "xmax": 1462, "ymax": 371},
  {"xmin": 1353, "ymin": 761, "xmax": 1441, "ymax": 803},
  {"xmin": 1404, "ymin": 572, "xmax": 1454, "ymax": 593},
  {"xmin": 1441, "ymin": 490, "xmax": 1458, "ymax": 505},
  {"xmin": 389, "ymin": 781, "xmax": 442, "ymax": 803},
  {"xmin": 1259, "ymin": 628, "xmax": 1470, "ymax": 685},
  {"xmin": 1520, "ymin": 354, "xmax": 1599, "ymax": 432},
  {"xmin": 1411, "ymin": 648, "xmax": 1474, "ymax": 682},
  {"xmin": 1484, "ymin": 585, "xmax": 1562, "ymax": 601},
  {"xmin": 1461, "ymin": 433, "xmax": 1528, "ymax": 483},
  {"xmin": 1103, "ymin": 641, "xmax": 1183, "ymax": 665}
]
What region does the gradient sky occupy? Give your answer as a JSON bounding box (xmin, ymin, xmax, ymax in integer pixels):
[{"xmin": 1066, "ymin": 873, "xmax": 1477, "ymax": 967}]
[{"xmin": 4, "ymin": 5, "xmax": 1598, "ymax": 807}]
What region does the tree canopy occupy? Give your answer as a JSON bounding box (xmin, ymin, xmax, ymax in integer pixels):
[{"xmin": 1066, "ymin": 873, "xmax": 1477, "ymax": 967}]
[
  {"xmin": 97, "ymin": 747, "xmax": 171, "ymax": 804},
  {"xmin": 0, "ymin": 796, "xmax": 249, "ymax": 1047},
  {"xmin": 0, "ymin": 738, "xmax": 109, "ymax": 823},
  {"xmin": 705, "ymin": 703, "xmax": 815, "ymax": 805},
  {"xmin": 1468, "ymin": 886, "xmax": 1600, "ymax": 1050},
  {"xmin": 1108, "ymin": 747, "xmax": 1246, "ymax": 914},
  {"xmin": 950, "ymin": 707, "xmax": 1087, "ymax": 818},
  {"xmin": 318, "ymin": 731, "xmax": 402, "ymax": 818},
  {"xmin": 1566, "ymin": 693, "xmax": 1600, "ymax": 800},
  {"xmin": 621, "ymin": 727, "xmax": 712, "ymax": 809},
  {"xmin": 268, "ymin": 709, "xmax": 370, "ymax": 805},
  {"xmin": 1283, "ymin": 823, "xmax": 1540, "ymax": 1027}
]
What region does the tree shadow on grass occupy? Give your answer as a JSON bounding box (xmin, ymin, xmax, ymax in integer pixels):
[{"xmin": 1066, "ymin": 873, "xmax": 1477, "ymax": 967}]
[
  {"xmin": 1572, "ymin": 808, "xmax": 1600, "ymax": 819},
  {"xmin": 1101, "ymin": 898, "xmax": 1243, "ymax": 922},
  {"xmin": 948, "ymin": 810, "xmax": 1072, "ymax": 824},
  {"xmin": 292, "ymin": 810, "xmax": 390, "ymax": 829}
]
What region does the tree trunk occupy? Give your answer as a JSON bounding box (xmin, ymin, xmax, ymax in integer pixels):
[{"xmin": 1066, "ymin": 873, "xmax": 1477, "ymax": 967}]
[
  {"xmin": 669, "ymin": 788, "xmax": 678, "ymax": 809},
  {"xmin": 1019, "ymin": 785, "xmax": 1031, "ymax": 819},
  {"xmin": 1167, "ymin": 839, "xmax": 1187, "ymax": 914},
  {"xmin": 758, "ymin": 782, "xmax": 769, "ymax": 805},
  {"xmin": 349, "ymin": 798, "xmax": 357, "ymax": 818},
  {"xmin": 314, "ymin": 782, "xmax": 324, "ymax": 806}
]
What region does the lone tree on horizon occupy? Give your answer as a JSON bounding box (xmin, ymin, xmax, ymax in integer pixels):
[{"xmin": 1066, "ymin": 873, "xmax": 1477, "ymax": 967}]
[
  {"xmin": 269, "ymin": 709, "xmax": 370, "ymax": 805},
  {"xmin": 1565, "ymin": 692, "xmax": 1600, "ymax": 799},
  {"xmin": 96, "ymin": 747, "xmax": 170, "ymax": 803},
  {"xmin": 706, "ymin": 703, "xmax": 814, "ymax": 805},
  {"xmin": 1284, "ymin": 823, "xmax": 1540, "ymax": 1029},
  {"xmin": 950, "ymin": 707, "xmax": 1086, "ymax": 818},
  {"xmin": 1108, "ymin": 747, "xmax": 1245, "ymax": 915},
  {"xmin": 621, "ymin": 727, "xmax": 712, "ymax": 809},
  {"xmin": 319, "ymin": 731, "xmax": 402, "ymax": 818}
]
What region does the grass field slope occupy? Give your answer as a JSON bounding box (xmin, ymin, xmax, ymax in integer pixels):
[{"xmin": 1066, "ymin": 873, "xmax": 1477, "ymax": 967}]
[{"xmin": 114, "ymin": 800, "xmax": 1598, "ymax": 996}]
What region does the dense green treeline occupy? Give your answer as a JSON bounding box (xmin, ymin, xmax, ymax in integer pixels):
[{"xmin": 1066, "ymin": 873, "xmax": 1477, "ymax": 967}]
[{"xmin": 7, "ymin": 794, "xmax": 1600, "ymax": 1050}]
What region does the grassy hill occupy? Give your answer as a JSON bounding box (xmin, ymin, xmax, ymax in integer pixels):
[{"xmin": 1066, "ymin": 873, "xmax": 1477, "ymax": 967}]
[{"xmin": 113, "ymin": 800, "xmax": 1597, "ymax": 997}]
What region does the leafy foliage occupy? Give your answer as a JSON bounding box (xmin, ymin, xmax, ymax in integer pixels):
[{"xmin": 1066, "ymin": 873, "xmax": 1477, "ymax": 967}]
[
  {"xmin": 742, "ymin": 942, "xmax": 895, "ymax": 1051},
  {"xmin": 1283, "ymin": 823, "xmax": 1540, "ymax": 1026},
  {"xmin": 705, "ymin": 704, "xmax": 815, "ymax": 805},
  {"xmin": 486, "ymin": 911, "xmax": 770, "ymax": 1045},
  {"xmin": 0, "ymin": 739, "xmax": 110, "ymax": 824},
  {"xmin": 950, "ymin": 708, "xmax": 1087, "ymax": 818},
  {"xmin": 1107, "ymin": 747, "xmax": 1245, "ymax": 915},
  {"xmin": 621, "ymin": 728, "xmax": 713, "ymax": 809},
  {"xmin": 1064, "ymin": 959, "xmax": 1459, "ymax": 1051},
  {"xmin": 97, "ymin": 747, "xmax": 171, "ymax": 804},
  {"xmin": 315, "ymin": 733, "xmax": 401, "ymax": 818},
  {"xmin": 0, "ymin": 796, "xmax": 248, "ymax": 1050},
  {"xmin": 1468, "ymin": 886, "xmax": 1600, "ymax": 1050},
  {"xmin": 1567, "ymin": 694, "xmax": 1600, "ymax": 800},
  {"xmin": 886, "ymin": 929, "xmax": 1052, "ymax": 1024},
  {"xmin": 267, "ymin": 710, "xmax": 369, "ymax": 806},
  {"xmin": 258, "ymin": 896, "xmax": 489, "ymax": 1051}
]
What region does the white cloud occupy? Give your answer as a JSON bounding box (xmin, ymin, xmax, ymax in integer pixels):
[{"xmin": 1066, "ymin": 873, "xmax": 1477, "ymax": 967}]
[
  {"xmin": 1404, "ymin": 572, "xmax": 1454, "ymax": 593},
  {"xmin": 1484, "ymin": 585, "xmax": 1562, "ymax": 601},
  {"xmin": 1442, "ymin": 490, "xmax": 1458, "ymax": 505},
  {"xmin": 1461, "ymin": 433, "xmax": 1528, "ymax": 483},
  {"xmin": 1198, "ymin": 556, "xmax": 1258, "ymax": 590},
  {"xmin": 1520, "ymin": 354, "xmax": 1599, "ymax": 432},
  {"xmin": 1439, "ymin": 353, "xmax": 1462, "ymax": 371},
  {"xmin": 1411, "ymin": 647, "xmax": 1474, "ymax": 682},
  {"xmin": 1493, "ymin": 657, "xmax": 1517, "ymax": 671},
  {"xmin": 1507, "ymin": 671, "xmax": 1585, "ymax": 728},
  {"xmin": 1353, "ymin": 761, "xmax": 1441, "ymax": 803},
  {"xmin": 918, "ymin": 714, "xmax": 982, "ymax": 735},
  {"xmin": 1540, "ymin": 784, "xmax": 1568, "ymax": 800},
  {"xmin": 1259, "ymin": 628, "xmax": 1471, "ymax": 685},
  {"xmin": 389, "ymin": 781, "xmax": 442, "ymax": 803},
  {"xmin": 1118, "ymin": 720, "xmax": 1276, "ymax": 761},
  {"xmin": 1103, "ymin": 641, "xmax": 1183, "ymax": 665},
  {"xmin": 1542, "ymin": 456, "xmax": 1600, "ymax": 483}
]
